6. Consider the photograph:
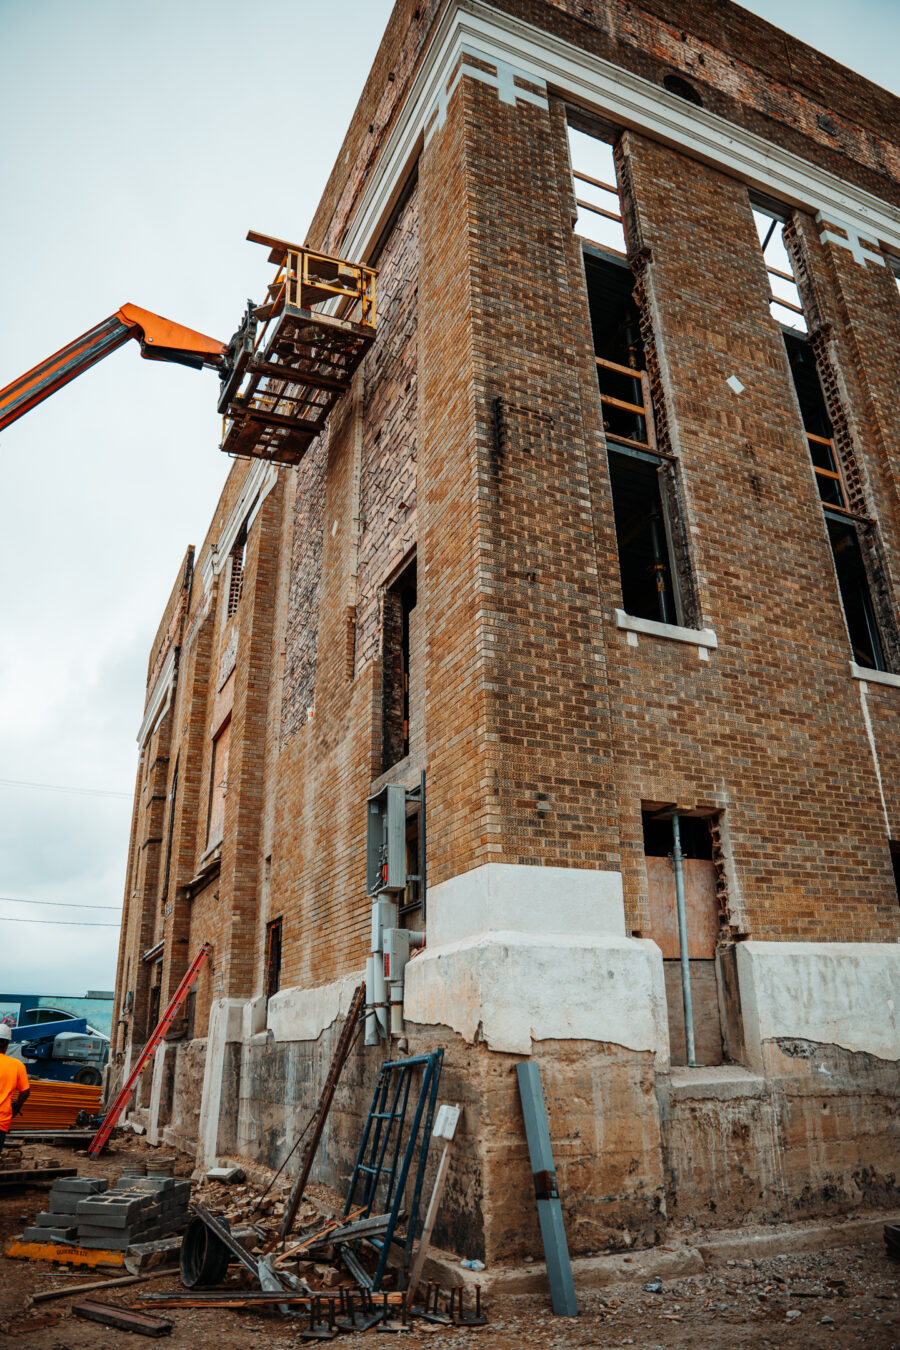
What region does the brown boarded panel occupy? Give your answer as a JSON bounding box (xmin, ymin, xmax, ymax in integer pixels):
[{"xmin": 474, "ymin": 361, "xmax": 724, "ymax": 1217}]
[
  {"xmin": 645, "ymin": 857, "xmax": 719, "ymax": 959},
  {"xmin": 663, "ymin": 960, "xmax": 724, "ymax": 1067}
]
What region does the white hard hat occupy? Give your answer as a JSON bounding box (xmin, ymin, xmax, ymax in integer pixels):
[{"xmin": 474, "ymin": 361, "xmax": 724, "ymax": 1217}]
[{"xmin": 0, "ymin": 1024, "xmax": 11, "ymax": 1042}]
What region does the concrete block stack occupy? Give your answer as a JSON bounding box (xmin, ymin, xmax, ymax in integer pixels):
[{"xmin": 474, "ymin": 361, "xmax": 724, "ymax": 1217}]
[{"xmin": 23, "ymin": 1167, "xmax": 191, "ymax": 1250}]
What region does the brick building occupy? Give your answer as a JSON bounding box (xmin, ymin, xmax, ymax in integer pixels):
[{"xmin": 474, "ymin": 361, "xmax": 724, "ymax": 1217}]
[{"xmin": 114, "ymin": 0, "xmax": 900, "ymax": 1260}]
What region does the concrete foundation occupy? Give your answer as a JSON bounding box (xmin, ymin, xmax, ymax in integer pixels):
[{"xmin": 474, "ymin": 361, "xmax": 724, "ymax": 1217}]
[{"xmin": 126, "ymin": 935, "xmax": 900, "ymax": 1263}]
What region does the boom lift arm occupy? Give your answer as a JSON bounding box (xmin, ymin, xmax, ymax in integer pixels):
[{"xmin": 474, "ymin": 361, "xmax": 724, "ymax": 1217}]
[{"xmin": 0, "ymin": 304, "xmax": 225, "ymax": 433}]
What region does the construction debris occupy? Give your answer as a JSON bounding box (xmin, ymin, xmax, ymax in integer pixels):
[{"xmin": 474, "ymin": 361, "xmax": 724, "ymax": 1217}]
[
  {"xmin": 29, "ymin": 1266, "xmax": 178, "ymax": 1306},
  {"xmin": 21, "ymin": 1171, "xmax": 191, "ymax": 1250},
  {"xmin": 72, "ymin": 1298, "xmax": 173, "ymax": 1337}
]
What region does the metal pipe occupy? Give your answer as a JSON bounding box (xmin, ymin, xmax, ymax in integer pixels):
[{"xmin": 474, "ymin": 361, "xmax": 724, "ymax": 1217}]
[{"xmin": 671, "ymin": 813, "xmax": 696, "ymax": 1067}]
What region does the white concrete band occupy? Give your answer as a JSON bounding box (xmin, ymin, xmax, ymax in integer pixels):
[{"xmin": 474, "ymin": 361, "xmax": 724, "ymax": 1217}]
[
  {"xmin": 427, "ymin": 861, "xmax": 627, "ymax": 946},
  {"xmin": 267, "ymin": 972, "xmax": 364, "ymax": 1044},
  {"xmin": 404, "ymin": 929, "xmax": 668, "ymax": 1058},
  {"xmin": 736, "ymin": 941, "xmax": 900, "ymax": 1072}
]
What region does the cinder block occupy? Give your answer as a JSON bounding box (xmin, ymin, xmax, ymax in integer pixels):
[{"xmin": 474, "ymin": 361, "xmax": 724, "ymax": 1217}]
[
  {"xmin": 75, "ymin": 1197, "xmax": 151, "ymax": 1226},
  {"xmin": 49, "ymin": 1194, "xmax": 83, "ymax": 1215},
  {"xmin": 52, "ymin": 1177, "xmax": 109, "ymax": 1195},
  {"xmin": 76, "ymin": 1234, "xmax": 132, "ymax": 1251},
  {"xmin": 22, "ymin": 1226, "xmax": 76, "ymax": 1243}
]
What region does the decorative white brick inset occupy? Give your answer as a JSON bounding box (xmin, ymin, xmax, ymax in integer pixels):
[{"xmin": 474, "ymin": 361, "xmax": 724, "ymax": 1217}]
[
  {"xmin": 426, "ymin": 44, "xmax": 548, "ymax": 141},
  {"xmin": 815, "ymin": 211, "xmax": 885, "ymax": 268}
]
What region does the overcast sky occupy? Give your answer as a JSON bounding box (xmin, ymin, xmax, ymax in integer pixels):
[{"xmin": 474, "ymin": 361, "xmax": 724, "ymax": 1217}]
[{"xmin": 0, "ymin": 0, "xmax": 897, "ymax": 998}]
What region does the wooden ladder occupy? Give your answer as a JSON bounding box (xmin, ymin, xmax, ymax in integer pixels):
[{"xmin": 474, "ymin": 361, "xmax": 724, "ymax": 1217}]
[{"xmin": 279, "ymin": 982, "xmax": 366, "ymax": 1239}]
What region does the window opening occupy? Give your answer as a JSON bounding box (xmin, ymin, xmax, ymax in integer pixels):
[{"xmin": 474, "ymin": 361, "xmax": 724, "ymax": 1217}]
[
  {"xmin": 784, "ymin": 334, "xmax": 849, "ymax": 512},
  {"xmin": 568, "ymin": 127, "xmax": 627, "ymax": 255},
  {"xmin": 382, "ymin": 558, "xmax": 417, "ymax": 771},
  {"xmin": 755, "ymin": 207, "xmax": 891, "ymax": 673},
  {"xmin": 206, "ymin": 716, "xmax": 231, "ymax": 847},
  {"xmin": 826, "ymin": 517, "xmax": 885, "ymax": 670},
  {"xmin": 891, "ymin": 844, "xmax": 900, "ymax": 906},
  {"xmin": 584, "ymin": 253, "xmax": 681, "ymax": 624},
  {"xmin": 752, "ymin": 207, "xmax": 807, "ymax": 333},
  {"xmin": 227, "ymin": 528, "xmax": 247, "ymax": 618},
  {"xmin": 782, "ymin": 331, "xmax": 886, "ymax": 670},
  {"xmin": 265, "ymin": 918, "xmax": 282, "ymax": 1001},
  {"xmin": 160, "ymin": 754, "xmax": 179, "ymax": 905},
  {"xmin": 148, "ymin": 981, "xmax": 161, "ymax": 1034}
]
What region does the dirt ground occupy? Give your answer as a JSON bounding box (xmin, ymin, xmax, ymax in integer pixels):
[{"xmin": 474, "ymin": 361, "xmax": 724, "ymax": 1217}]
[{"xmin": 0, "ymin": 1136, "xmax": 897, "ymax": 1350}]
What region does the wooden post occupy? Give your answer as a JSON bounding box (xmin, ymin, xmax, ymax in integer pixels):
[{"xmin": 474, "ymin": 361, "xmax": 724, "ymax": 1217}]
[{"xmin": 406, "ymin": 1103, "xmax": 461, "ymax": 1304}]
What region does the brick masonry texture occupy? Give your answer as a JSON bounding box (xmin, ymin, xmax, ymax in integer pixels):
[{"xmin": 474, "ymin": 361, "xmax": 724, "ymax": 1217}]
[{"xmin": 113, "ymin": 0, "xmax": 900, "ymax": 1251}]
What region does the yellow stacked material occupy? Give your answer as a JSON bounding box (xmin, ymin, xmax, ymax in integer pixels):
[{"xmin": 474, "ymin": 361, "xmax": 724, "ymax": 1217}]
[{"xmin": 10, "ymin": 1079, "xmax": 102, "ymax": 1131}]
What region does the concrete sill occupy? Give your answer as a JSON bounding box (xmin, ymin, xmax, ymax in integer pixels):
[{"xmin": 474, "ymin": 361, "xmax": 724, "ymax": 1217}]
[
  {"xmin": 849, "ymin": 661, "xmax": 900, "ymax": 688},
  {"xmin": 668, "ymin": 1064, "xmax": 766, "ymax": 1101},
  {"xmin": 615, "ymin": 609, "xmax": 718, "ymax": 659}
]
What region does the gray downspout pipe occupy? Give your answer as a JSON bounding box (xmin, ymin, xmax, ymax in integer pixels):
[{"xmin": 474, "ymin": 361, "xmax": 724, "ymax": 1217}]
[{"xmin": 671, "ymin": 813, "xmax": 697, "ymax": 1067}]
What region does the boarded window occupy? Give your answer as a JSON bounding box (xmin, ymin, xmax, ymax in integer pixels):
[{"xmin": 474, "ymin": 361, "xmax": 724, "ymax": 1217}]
[{"xmin": 206, "ymin": 717, "xmax": 231, "ymax": 848}]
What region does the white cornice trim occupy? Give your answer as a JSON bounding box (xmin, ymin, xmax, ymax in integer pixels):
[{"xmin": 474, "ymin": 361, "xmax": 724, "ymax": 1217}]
[
  {"xmin": 200, "ymin": 460, "xmax": 279, "ymax": 596},
  {"xmin": 137, "ymin": 645, "xmax": 177, "ymax": 746},
  {"xmin": 342, "ymin": 0, "xmax": 900, "ymax": 264}
]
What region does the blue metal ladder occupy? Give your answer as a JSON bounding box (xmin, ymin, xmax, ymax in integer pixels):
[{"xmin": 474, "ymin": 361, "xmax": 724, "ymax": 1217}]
[{"xmin": 342, "ymin": 1050, "xmax": 443, "ymax": 1291}]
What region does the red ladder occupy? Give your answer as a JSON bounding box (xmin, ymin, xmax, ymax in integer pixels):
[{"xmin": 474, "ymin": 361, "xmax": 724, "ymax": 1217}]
[{"xmin": 88, "ymin": 942, "xmax": 212, "ymax": 1154}]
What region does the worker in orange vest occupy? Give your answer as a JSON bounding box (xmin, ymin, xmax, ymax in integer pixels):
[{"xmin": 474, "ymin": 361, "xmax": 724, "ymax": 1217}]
[{"xmin": 0, "ymin": 1024, "xmax": 30, "ymax": 1152}]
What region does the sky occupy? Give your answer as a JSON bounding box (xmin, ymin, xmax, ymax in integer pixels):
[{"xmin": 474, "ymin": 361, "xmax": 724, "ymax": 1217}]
[{"xmin": 0, "ymin": 0, "xmax": 897, "ymax": 997}]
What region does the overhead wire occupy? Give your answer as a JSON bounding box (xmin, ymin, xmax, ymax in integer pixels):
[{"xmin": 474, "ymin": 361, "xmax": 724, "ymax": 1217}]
[
  {"xmin": 0, "ymin": 895, "xmax": 120, "ymax": 911},
  {"xmin": 0, "ymin": 776, "xmax": 130, "ymax": 800}
]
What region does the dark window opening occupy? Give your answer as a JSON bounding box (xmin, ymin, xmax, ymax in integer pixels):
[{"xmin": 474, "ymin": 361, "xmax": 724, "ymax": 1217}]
[
  {"xmin": 148, "ymin": 982, "xmax": 161, "ymax": 1033},
  {"xmin": 891, "ymin": 845, "xmax": 900, "ymax": 905},
  {"xmin": 827, "ymin": 517, "xmax": 885, "ymax": 670},
  {"xmin": 784, "ymin": 332, "xmax": 848, "ymax": 511},
  {"xmin": 265, "ymin": 918, "xmax": 282, "ymax": 1001},
  {"xmin": 663, "ymin": 73, "xmax": 703, "ymax": 106},
  {"xmin": 227, "ymin": 529, "xmax": 247, "ymax": 618},
  {"xmin": 642, "ymin": 811, "xmax": 713, "ymax": 860},
  {"xmin": 785, "ymin": 332, "xmax": 886, "ymax": 671},
  {"xmin": 584, "ymin": 252, "xmax": 682, "ymax": 624},
  {"xmin": 609, "ymin": 451, "xmax": 676, "ymax": 623},
  {"xmin": 161, "ymin": 755, "xmax": 179, "ymax": 905},
  {"xmin": 382, "ymin": 558, "xmax": 417, "ymax": 771}
]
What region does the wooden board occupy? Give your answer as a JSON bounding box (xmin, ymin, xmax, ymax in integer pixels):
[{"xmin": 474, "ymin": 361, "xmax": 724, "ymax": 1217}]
[{"xmin": 645, "ymin": 857, "xmax": 719, "ymax": 959}]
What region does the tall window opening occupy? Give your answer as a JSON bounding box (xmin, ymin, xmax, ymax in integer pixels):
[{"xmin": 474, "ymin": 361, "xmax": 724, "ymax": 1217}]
[
  {"xmin": 754, "ymin": 205, "xmax": 890, "ymax": 673},
  {"xmin": 227, "ymin": 528, "xmax": 247, "ymax": 618},
  {"xmin": 568, "ymin": 127, "xmax": 627, "ymax": 255},
  {"xmin": 160, "ymin": 754, "xmax": 179, "ymax": 905},
  {"xmin": 265, "ymin": 918, "xmax": 282, "ymax": 1001},
  {"xmin": 206, "ymin": 716, "xmax": 231, "ymax": 848},
  {"xmin": 891, "ymin": 845, "xmax": 900, "ymax": 906},
  {"xmin": 584, "ymin": 253, "xmax": 682, "ymax": 624},
  {"xmin": 382, "ymin": 558, "xmax": 417, "ymax": 771}
]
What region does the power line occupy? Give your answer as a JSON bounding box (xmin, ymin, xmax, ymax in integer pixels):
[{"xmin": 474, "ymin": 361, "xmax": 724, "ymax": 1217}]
[
  {"xmin": 0, "ymin": 915, "xmax": 120, "ymax": 928},
  {"xmin": 0, "ymin": 895, "xmax": 121, "ymax": 912},
  {"xmin": 0, "ymin": 777, "xmax": 130, "ymax": 801}
]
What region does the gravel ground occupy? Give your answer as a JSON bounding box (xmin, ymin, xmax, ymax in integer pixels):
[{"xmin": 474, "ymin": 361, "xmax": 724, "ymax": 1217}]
[{"xmin": 0, "ymin": 1138, "xmax": 897, "ymax": 1349}]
